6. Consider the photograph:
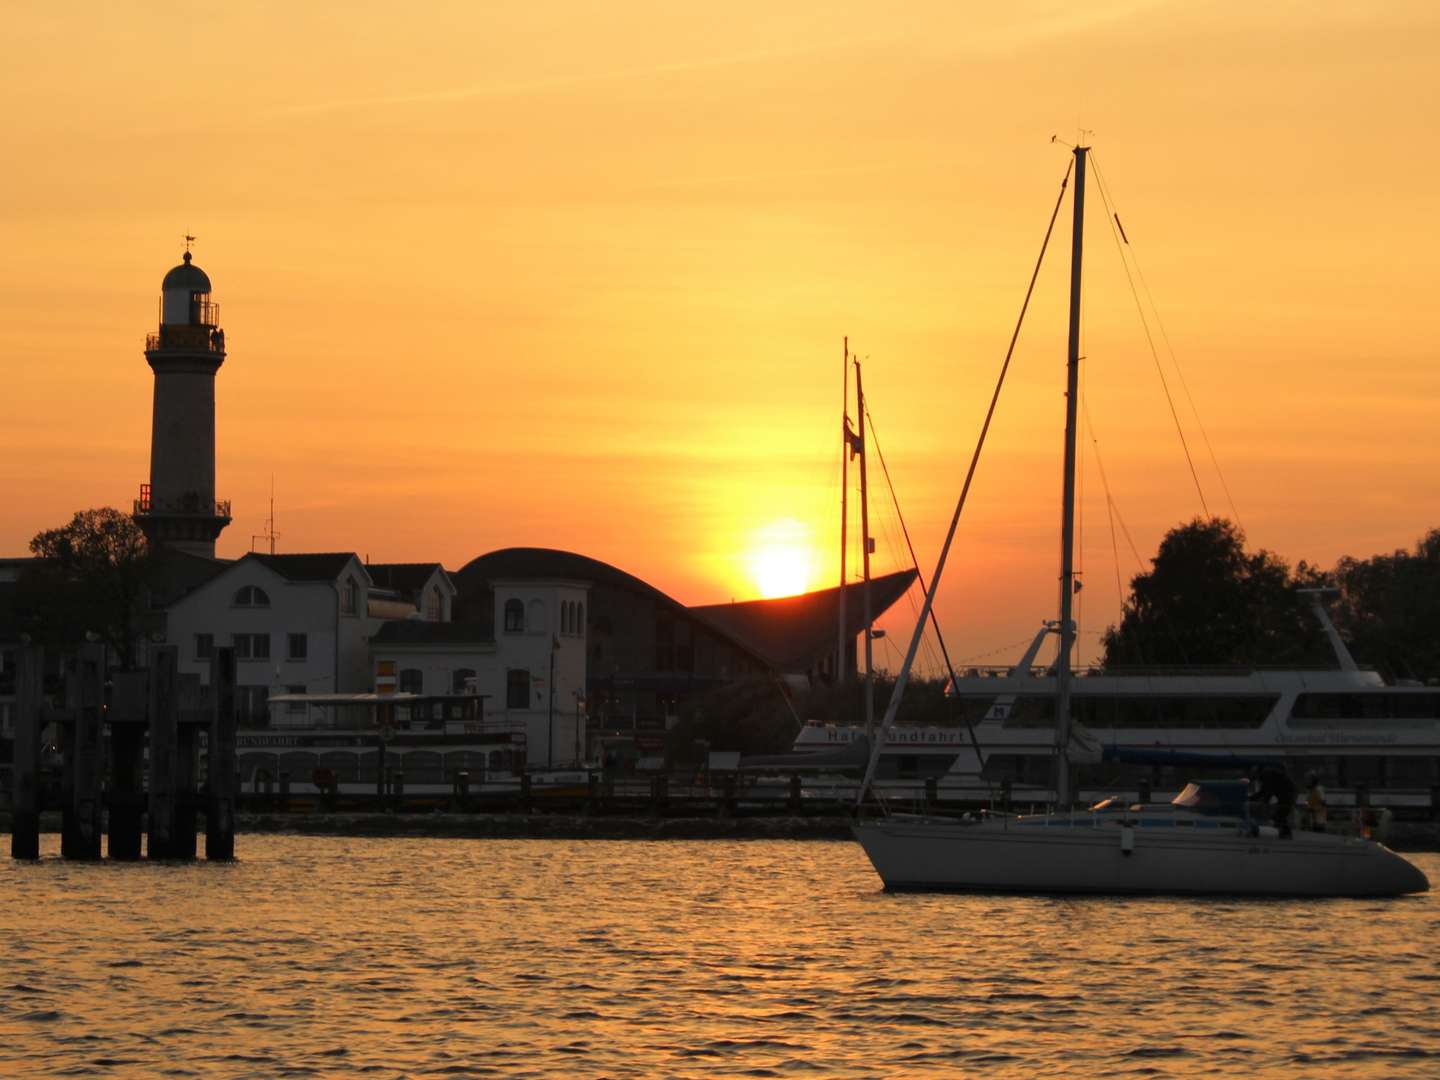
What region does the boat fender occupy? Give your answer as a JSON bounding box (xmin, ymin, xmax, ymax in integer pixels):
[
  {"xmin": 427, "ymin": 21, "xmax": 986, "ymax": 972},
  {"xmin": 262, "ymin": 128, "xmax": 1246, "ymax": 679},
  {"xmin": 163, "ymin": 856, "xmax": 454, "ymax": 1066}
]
[{"xmin": 1120, "ymin": 824, "xmax": 1135, "ymax": 856}]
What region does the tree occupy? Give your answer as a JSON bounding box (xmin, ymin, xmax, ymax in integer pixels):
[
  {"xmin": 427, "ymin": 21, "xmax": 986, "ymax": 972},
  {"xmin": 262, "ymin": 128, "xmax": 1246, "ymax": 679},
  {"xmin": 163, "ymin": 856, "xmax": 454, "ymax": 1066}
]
[
  {"xmin": 1101, "ymin": 517, "xmax": 1330, "ymax": 669},
  {"xmin": 1330, "ymin": 529, "xmax": 1440, "ymax": 680},
  {"xmin": 19, "ymin": 508, "xmax": 151, "ymax": 668}
]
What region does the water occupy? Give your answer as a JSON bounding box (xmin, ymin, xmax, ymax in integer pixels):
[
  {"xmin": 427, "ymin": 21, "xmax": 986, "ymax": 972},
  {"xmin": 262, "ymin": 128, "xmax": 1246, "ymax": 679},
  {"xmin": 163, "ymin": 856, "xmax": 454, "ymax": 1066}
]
[{"xmin": 2, "ymin": 836, "xmax": 1437, "ymax": 1078}]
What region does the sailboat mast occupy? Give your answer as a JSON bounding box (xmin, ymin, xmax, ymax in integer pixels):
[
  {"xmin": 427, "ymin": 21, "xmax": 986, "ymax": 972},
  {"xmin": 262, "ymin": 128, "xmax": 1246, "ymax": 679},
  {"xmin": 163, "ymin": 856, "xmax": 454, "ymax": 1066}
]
[
  {"xmin": 1056, "ymin": 144, "xmax": 1088, "ymax": 808},
  {"xmin": 837, "ymin": 337, "xmax": 850, "ymax": 682},
  {"xmin": 855, "ymin": 359, "xmax": 875, "ymax": 742}
]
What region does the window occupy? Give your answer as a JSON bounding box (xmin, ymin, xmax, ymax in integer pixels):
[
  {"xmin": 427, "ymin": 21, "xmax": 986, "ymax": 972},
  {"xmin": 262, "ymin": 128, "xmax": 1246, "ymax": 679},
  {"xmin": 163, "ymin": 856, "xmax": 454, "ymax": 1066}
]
[
  {"xmin": 195, "ymin": 633, "xmax": 214, "ymax": 661},
  {"xmin": 287, "ymin": 633, "xmax": 308, "ymax": 661},
  {"xmin": 341, "ymin": 577, "xmax": 359, "ymax": 616},
  {"xmin": 561, "ymin": 601, "xmax": 571, "ymax": 635},
  {"xmin": 286, "ymin": 683, "xmax": 306, "ymax": 714},
  {"xmin": 236, "ymin": 685, "xmax": 269, "ymax": 725},
  {"xmin": 576, "ymin": 603, "xmax": 584, "ymax": 633},
  {"xmin": 426, "ymin": 586, "xmax": 443, "ymax": 621},
  {"xmin": 503, "ymin": 598, "xmax": 524, "ymax": 633},
  {"xmin": 233, "ymin": 633, "xmax": 270, "ymax": 660},
  {"xmin": 506, "ymin": 668, "xmax": 531, "ymax": 709},
  {"xmin": 452, "ymin": 667, "xmax": 477, "ymax": 693},
  {"xmin": 399, "ymin": 668, "xmax": 423, "ymax": 694},
  {"xmin": 233, "ymin": 585, "xmax": 270, "ymax": 607}
]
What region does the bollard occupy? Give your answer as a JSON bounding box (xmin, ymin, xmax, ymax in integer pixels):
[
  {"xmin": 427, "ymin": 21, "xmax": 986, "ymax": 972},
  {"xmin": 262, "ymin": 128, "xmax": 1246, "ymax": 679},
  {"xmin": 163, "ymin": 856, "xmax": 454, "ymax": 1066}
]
[
  {"xmin": 788, "ymin": 773, "xmax": 802, "ymax": 814},
  {"xmin": 925, "ymin": 776, "xmax": 938, "ymax": 811},
  {"xmin": 10, "ymin": 645, "xmax": 44, "ymax": 860}
]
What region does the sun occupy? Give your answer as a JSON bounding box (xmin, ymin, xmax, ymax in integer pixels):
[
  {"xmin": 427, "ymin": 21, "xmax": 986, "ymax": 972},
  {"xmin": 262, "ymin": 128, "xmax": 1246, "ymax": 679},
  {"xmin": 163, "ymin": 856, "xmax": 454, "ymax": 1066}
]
[{"xmin": 746, "ymin": 518, "xmax": 816, "ymax": 599}]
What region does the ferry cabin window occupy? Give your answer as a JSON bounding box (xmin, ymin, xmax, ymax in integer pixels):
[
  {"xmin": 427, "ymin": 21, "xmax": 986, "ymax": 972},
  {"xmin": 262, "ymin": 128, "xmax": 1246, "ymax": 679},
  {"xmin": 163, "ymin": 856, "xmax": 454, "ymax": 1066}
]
[
  {"xmin": 1292, "ymin": 693, "xmax": 1440, "ymax": 720},
  {"xmin": 233, "ymin": 584, "xmax": 270, "ymax": 607},
  {"xmin": 194, "ymin": 633, "xmax": 214, "ymax": 661},
  {"xmin": 503, "ymin": 599, "xmax": 525, "ymax": 633},
  {"xmin": 287, "ymin": 633, "xmax": 308, "ymax": 661},
  {"xmin": 506, "ymin": 668, "xmax": 531, "ymax": 709},
  {"xmin": 1031, "ymin": 696, "xmax": 1278, "ymax": 731}
]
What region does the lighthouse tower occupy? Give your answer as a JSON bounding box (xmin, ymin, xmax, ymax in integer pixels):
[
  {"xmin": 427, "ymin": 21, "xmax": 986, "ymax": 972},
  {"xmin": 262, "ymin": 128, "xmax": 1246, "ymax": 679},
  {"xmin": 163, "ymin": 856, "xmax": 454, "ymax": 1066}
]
[{"xmin": 132, "ymin": 249, "xmax": 231, "ymax": 558}]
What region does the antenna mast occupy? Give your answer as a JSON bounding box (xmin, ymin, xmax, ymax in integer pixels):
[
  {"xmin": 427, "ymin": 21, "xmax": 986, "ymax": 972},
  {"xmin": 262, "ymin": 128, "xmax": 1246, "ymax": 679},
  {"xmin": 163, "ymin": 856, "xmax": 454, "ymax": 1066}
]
[{"xmin": 250, "ymin": 476, "xmax": 280, "ymax": 554}]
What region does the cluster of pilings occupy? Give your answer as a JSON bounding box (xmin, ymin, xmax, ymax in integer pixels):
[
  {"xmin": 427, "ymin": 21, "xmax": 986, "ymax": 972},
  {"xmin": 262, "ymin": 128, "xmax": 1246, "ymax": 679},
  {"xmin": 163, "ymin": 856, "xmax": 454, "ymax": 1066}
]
[{"xmin": 9, "ymin": 644, "xmax": 238, "ymax": 861}]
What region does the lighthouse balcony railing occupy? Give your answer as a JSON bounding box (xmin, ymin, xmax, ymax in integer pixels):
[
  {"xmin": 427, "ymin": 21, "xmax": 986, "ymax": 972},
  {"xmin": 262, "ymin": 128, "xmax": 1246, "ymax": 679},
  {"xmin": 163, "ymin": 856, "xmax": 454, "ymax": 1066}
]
[
  {"xmin": 145, "ymin": 324, "xmax": 224, "ymax": 353},
  {"xmin": 134, "ymin": 487, "xmax": 232, "ymax": 520}
]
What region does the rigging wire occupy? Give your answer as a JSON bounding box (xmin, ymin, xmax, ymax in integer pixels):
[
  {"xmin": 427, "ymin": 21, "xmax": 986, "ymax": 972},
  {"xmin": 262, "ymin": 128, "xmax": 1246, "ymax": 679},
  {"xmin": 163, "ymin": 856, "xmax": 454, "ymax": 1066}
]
[
  {"xmin": 1086, "ymin": 154, "xmax": 1212, "ymax": 520},
  {"xmin": 863, "ymin": 400, "xmax": 962, "ymax": 688},
  {"xmin": 1082, "ymin": 404, "xmax": 1193, "ymax": 666},
  {"xmin": 859, "ymin": 156, "xmax": 1077, "ymax": 804},
  {"xmin": 1090, "ymin": 154, "xmax": 1245, "ymax": 532}
]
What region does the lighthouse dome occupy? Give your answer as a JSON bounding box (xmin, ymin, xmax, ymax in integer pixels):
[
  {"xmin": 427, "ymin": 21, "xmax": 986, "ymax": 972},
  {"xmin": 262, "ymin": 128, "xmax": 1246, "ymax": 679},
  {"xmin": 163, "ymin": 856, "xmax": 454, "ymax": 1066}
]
[{"xmin": 162, "ymin": 251, "xmax": 212, "ymax": 293}]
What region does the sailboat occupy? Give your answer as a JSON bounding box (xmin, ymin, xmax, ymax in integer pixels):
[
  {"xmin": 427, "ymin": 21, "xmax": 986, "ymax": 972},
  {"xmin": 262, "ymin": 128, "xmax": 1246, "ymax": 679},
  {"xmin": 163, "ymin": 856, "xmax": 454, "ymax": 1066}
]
[{"xmin": 851, "ymin": 145, "xmax": 1429, "ymax": 897}]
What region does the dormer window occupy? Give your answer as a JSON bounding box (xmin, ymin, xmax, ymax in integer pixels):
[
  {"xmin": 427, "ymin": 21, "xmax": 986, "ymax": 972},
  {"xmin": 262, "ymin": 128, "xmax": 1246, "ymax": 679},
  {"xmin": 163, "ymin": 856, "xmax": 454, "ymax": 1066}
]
[
  {"xmin": 341, "ymin": 577, "xmax": 359, "ymax": 616},
  {"xmin": 426, "ymin": 585, "xmax": 443, "ymax": 621},
  {"xmin": 503, "ymin": 598, "xmax": 524, "ymax": 633},
  {"xmin": 234, "ymin": 585, "xmax": 270, "ymax": 607}
]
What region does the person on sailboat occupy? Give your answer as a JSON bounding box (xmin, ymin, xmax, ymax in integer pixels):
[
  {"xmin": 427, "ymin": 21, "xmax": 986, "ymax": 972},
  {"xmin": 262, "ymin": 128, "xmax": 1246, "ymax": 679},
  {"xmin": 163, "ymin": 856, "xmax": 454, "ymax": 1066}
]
[
  {"xmin": 1252, "ymin": 764, "xmax": 1297, "ymax": 838},
  {"xmin": 1304, "ymin": 771, "xmax": 1328, "ymax": 832}
]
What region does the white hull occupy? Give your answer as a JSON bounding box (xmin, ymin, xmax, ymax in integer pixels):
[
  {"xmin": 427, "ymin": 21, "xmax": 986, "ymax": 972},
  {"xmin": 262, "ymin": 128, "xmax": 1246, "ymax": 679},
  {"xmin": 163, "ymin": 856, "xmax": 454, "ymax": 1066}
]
[{"xmin": 853, "ymin": 814, "xmax": 1429, "ymax": 897}]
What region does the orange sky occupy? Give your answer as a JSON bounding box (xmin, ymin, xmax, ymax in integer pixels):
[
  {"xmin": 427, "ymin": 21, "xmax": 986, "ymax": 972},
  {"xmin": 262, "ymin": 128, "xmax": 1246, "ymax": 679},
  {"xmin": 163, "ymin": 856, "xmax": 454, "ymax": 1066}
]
[{"xmin": 3, "ymin": 2, "xmax": 1437, "ymax": 670}]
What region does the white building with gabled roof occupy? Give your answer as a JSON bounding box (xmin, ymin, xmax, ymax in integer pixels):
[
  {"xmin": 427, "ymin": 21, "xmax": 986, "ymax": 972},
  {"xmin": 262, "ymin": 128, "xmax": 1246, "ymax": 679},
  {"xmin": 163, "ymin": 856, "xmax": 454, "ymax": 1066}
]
[{"xmin": 160, "ymin": 552, "xmax": 456, "ymax": 722}]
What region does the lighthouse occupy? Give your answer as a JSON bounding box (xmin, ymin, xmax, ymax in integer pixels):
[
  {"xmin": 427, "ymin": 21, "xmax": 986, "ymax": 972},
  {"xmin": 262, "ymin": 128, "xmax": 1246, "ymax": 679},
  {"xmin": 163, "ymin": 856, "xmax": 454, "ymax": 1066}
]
[{"xmin": 133, "ymin": 248, "xmax": 231, "ymax": 558}]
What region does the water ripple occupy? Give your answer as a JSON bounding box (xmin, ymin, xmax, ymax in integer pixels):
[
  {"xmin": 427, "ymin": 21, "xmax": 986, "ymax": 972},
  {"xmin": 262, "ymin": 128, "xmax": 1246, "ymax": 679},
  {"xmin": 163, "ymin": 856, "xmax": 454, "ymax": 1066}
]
[{"xmin": 1, "ymin": 837, "xmax": 1437, "ymax": 1077}]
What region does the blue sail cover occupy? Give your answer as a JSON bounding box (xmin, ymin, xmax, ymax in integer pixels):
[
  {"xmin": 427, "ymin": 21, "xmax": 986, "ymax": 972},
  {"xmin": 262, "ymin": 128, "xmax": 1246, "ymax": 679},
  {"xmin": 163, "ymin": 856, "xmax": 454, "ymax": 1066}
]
[{"xmin": 1171, "ymin": 779, "xmax": 1252, "ymax": 818}]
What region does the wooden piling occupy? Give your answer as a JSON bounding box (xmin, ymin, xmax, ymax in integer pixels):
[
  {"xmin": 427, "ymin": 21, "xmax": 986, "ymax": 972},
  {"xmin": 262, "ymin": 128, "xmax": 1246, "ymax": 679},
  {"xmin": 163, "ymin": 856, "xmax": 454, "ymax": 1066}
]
[
  {"xmin": 10, "ymin": 645, "xmax": 43, "ymax": 860},
  {"xmin": 167, "ymin": 674, "xmax": 204, "ymax": 859},
  {"xmin": 107, "ymin": 670, "xmax": 149, "ymax": 860},
  {"xmin": 147, "ymin": 646, "xmax": 178, "ymax": 859},
  {"xmin": 61, "ymin": 644, "xmax": 104, "ymax": 859},
  {"xmin": 206, "ymin": 648, "xmax": 237, "ymax": 860}
]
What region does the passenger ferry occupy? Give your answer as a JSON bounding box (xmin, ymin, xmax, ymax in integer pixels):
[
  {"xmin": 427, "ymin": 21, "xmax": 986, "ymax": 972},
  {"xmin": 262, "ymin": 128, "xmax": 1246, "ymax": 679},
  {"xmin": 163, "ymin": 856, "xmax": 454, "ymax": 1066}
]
[{"xmin": 795, "ymin": 600, "xmax": 1440, "ymax": 804}]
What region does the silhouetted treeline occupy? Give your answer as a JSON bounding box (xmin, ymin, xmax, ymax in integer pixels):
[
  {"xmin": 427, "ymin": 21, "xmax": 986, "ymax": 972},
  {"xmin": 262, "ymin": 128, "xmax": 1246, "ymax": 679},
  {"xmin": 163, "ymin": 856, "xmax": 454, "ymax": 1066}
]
[{"xmin": 1102, "ymin": 518, "xmax": 1440, "ymax": 680}]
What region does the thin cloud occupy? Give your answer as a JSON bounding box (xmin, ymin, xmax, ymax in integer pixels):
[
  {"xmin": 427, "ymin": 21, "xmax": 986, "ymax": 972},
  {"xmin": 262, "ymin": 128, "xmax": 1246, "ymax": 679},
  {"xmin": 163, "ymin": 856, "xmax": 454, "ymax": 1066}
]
[{"xmin": 272, "ymin": 33, "xmax": 909, "ymax": 117}]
